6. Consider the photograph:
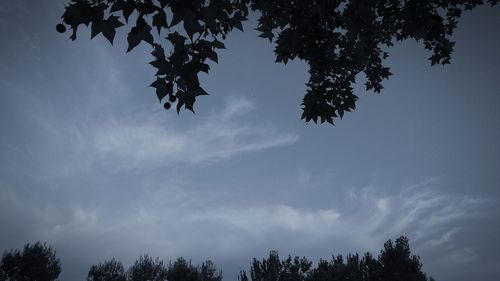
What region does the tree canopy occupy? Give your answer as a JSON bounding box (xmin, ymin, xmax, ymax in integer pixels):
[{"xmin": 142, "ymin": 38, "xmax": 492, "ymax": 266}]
[
  {"xmin": 0, "ymin": 237, "xmax": 432, "ymax": 281},
  {"xmin": 58, "ymin": 0, "xmax": 497, "ymax": 124},
  {"xmin": 83, "ymin": 236, "xmax": 432, "ymax": 281},
  {"xmin": 86, "ymin": 256, "xmax": 222, "ymax": 281},
  {"xmin": 239, "ymin": 236, "xmax": 434, "ymax": 281},
  {"xmin": 127, "ymin": 254, "xmax": 168, "ymax": 281},
  {"xmin": 0, "ymin": 242, "xmax": 61, "ymax": 281},
  {"xmin": 87, "ymin": 258, "xmax": 127, "ymax": 281}
]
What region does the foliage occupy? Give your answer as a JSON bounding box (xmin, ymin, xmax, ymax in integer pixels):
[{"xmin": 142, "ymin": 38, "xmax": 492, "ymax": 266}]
[
  {"xmin": 87, "ymin": 259, "xmax": 127, "ymax": 281},
  {"xmin": 85, "ymin": 255, "xmax": 222, "ymax": 281},
  {"xmin": 0, "ymin": 237, "xmax": 432, "ymax": 281},
  {"xmin": 200, "ymin": 260, "xmax": 223, "ymax": 281},
  {"xmin": 377, "ymin": 236, "xmax": 428, "ymax": 281},
  {"xmin": 166, "ymin": 258, "xmax": 199, "ymax": 281},
  {"xmin": 0, "ymin": 242, "xmax": 61, "ymax": 281},
  {"xmin": 127, "ymin": 254, "xmax": 168, "ymax": 281},
  {"xmin": 240, "ymin": 236, "xmax": 433, "ymax": 281},
  {"xmin": 58, "ymin": 0, "xmax": 497, "ymax": 124},
  {"xmin": 166, "ymin": 258, "xmax": 223, "ymax": 281},
  {"xmin": 306, "ymin": 254, "xmax": 378, "ymax": 281}
]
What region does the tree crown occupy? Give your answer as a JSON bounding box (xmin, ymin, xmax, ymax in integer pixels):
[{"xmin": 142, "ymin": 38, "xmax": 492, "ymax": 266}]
[
  {"xmin": 0, "ymin": 242, "xmax": 61, "ymax": 281},
  {"xmin": 58, "ymin": 0, "xmax": 498, "ymax": 124}
]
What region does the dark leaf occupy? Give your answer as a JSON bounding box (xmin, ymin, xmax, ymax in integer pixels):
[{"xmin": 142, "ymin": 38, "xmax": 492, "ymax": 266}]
[
  {"xmin": 127, "ymin": 20, "xmax": 154, "ymax": 52},
  {"xmin": 211, "ymin": 39, "xmax": 225, "ymax": 49},
  {"xmin": 176, "ymin": 87, "xmax": 208, "ymax": 113},
  {"xmin": 197, "ymin": 63, "xmax": 210, "ymax": 73},
  {"xmin": 152, "ymin": 10, "xmax": 168, "ymax": 35},
  {"xmin": 175, "ymin": 90, "xmax": 186, "ymax": 113},
  {"xmin": 151, "ymin": 44, "xmax": 165, "ymax": 60},
  {"xmin": 110, "ymin": 0, "xmax": 136, "ymax": 22},
  {"xmin": 58, "ymin": 0, "xmax": 492, "ymax": 123},
  {"xmin": 205, "ymin": 49, "xmax": 218, "ymax": 63},
  {"xmin": 150, "ymin": 77, "xmax": 172, "ymax": 102},
  {"xmin": 91, "ymin": 15, "xmax": 124, "ymax": 44},
  {"xmin": 183, "ymin": 11, "xmax": 202, "ymax": 39},
  {"xmin": 167, "ymin": 32, "xmax": 187, "ymax": 48},
  {"xmin": 150, "ymin": 59, "xmax": 171, "ymax": 76},
  {"xmin": 136, "ymin": 1, "xmax": 156, "ymax": 15},
  {"xmin": 169, "ymin": 3, "xmax": 185, "ymax": 27}
]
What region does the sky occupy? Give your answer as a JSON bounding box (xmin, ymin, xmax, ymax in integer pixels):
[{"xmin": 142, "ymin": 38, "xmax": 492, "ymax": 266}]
[{"xmin": 0, "ymin": 1, "xmax": 499, "ymax": 280}]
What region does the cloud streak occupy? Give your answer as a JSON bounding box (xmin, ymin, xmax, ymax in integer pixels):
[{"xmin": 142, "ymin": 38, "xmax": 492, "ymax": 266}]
[
  {"xmin": 93, "ymin": 97, "xmax": 298, "ymax": 169},
  {"xmin": 8, "ymin": 178, "xmax": 481, "ymax": 259},
  {"xmin": 335, "ymin": 179, "xmax": 485, "ymax": 250}
]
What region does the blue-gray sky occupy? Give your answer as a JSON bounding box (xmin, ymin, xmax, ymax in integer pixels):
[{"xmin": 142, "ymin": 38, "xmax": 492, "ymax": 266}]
[{"xmin": 1, "ymin": 1, "xmax": 499, "ymax": 280}]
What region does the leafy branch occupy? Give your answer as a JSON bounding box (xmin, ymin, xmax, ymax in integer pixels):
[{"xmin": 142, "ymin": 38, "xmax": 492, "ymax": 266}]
[{"xmin": 57, "ymin": 0, "xmax": 498, "ymax": 124}]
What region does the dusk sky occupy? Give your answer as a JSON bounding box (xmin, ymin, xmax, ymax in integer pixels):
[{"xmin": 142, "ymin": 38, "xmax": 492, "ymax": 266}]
[{"xmin": 0, "ymin": 1, "xmax": 499, "ymax": 281}]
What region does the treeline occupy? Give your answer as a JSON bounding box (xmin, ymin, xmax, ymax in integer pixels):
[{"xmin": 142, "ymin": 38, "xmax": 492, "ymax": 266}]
[{"xmin": 0, "ymin": 236, "xmax": 434, "ymax": 281}]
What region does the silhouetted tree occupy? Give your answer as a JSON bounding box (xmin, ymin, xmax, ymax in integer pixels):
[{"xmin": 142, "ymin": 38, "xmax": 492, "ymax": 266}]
[
  {"xmin": 57, "ymin": 0, "xmax": 498, "ymax": 124},
  {"xmin": 241, "ymin": 236, "xmax": 434, "ymax": 281},
  {"xmin": 87, "ymin": 258, "xmax": 126, "ymax": 281},
  {"xmin": 359, "ymin": 253, "xmax": 379, "ymax": 281},
  {"xmin": 279, "ymin": 255, "xmax": 312, "ymax": 281},
  {"xmin": 200, "ymin": 260, "xmax": 223, "ymax": 281},
  {"xmin": 167, "ymin": 258, "xmax": 200, "ymax": 281},
  {"xmin": 0, "ymin": 242, "xmax": 61, "ymax": 281},
  {"xmin": 127, "ymin": 255, "xmax": 168, "ymax": 281},
  {"xmin": 306, "ymin": 253, "xmax": 378, "ymax": 281},
  {"xmin": 87, "ymin": 256, "xmax": 222, "ymax": 281},
  {"xmin": 243, "ymin": 251, "xmax": 311, "ymax": 281},
  {"xmin": 377, "ymin": 236, "xmax": 429, "ymax": 281}
]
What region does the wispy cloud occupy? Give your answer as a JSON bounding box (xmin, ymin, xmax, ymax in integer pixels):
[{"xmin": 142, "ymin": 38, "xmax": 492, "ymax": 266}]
[
  {"xmin": 333, "ymin": 178, "xmax": 485, "ymax": 250},
  {"xmin": 1, "ymin": 170, "xmax": 491, "ymax": 281},
  {"xmin": 16, "ymin": 178, "xmax": 482, "ymax": 258},
  {"xmin": 94, "ymin": 97, "xmax": 299, "ymax": 169},
  {"xmin": 190, "ymin": 205, "xmax": 341, "ymax": 238}
]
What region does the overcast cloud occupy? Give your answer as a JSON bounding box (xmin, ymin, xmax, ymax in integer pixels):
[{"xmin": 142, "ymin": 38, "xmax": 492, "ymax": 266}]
[{"xmin": 1, "ymin": 1, "xmax": 499, "ymax": 281}]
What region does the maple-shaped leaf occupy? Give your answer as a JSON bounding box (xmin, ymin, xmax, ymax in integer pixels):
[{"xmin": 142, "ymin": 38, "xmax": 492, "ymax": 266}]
[
  {"xmin": 175, "ymin": 90, "xmax": 187, "ymax": 113},
  {"xmin": 150, "ymin": 77, "xmax": 172, "ymax": 102},
  {"xmin": 152, "ymin": 10, "xmax": 168, "ymax": 35},
  {"xmin": 211, "ymin": 39, "xmax": 226, "ymax": 49},
  {"xmin": 63, "ymin": 1, "xmax": 104, "ymax": 41},
  {"xmin": 136, "ymin": 1, "xmax": 156, "ymax": 15},
  {"xmin": 196, "ymin": 62, "xmax": 210, "ymax": 73},
  {"xmin": 127, "ymin": 19, "xmax": 154, "ymax": 52},
  {"xmin": 192, "ymin": 87, "xmax": 209, "ymax": 97},
  {"xmin": 167, "ymin": 32, "xmax": 187, "ymax": 52},
  {"xmin": 231, "ymin": 13, "xmax": 246, "ymax": 31},
  {"xmin": 151, "ymin": 44, "xmax": 165, "ymax": 60},
  {"xmin": 183, "ymin": 11, "xmax": 203, "ymax": 39},
  {"xmin": 176, "ymin": 87, "xmax": 208, "ymax": 113},
  {"xmin": 205, "ymin": 49, "xmax": 218, "ymax": 63},
  {"xmin": 167, "ymin": 32, "xmax": 187, "ymax": 45},
  {"xmin": 149, "ymin": 58, "xmax": 171, "ymax": 76},
  {"xmin": 110, "ymin": 0, "xmax": 136, "ymax": 22},
  {"xmin": 200, "ymin": 5, "xmax": 218, "ymax": 28},
  {"xmin": 91, "ymin": 15, "xmax": 124, "ymax": 44},
  {"xmin": 169, "ymin": 3, "xmax": 186, "ymax": 28},
  {"xmin": 256, "ymin": 24, "xmax": 274, "ymax": 42}
]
